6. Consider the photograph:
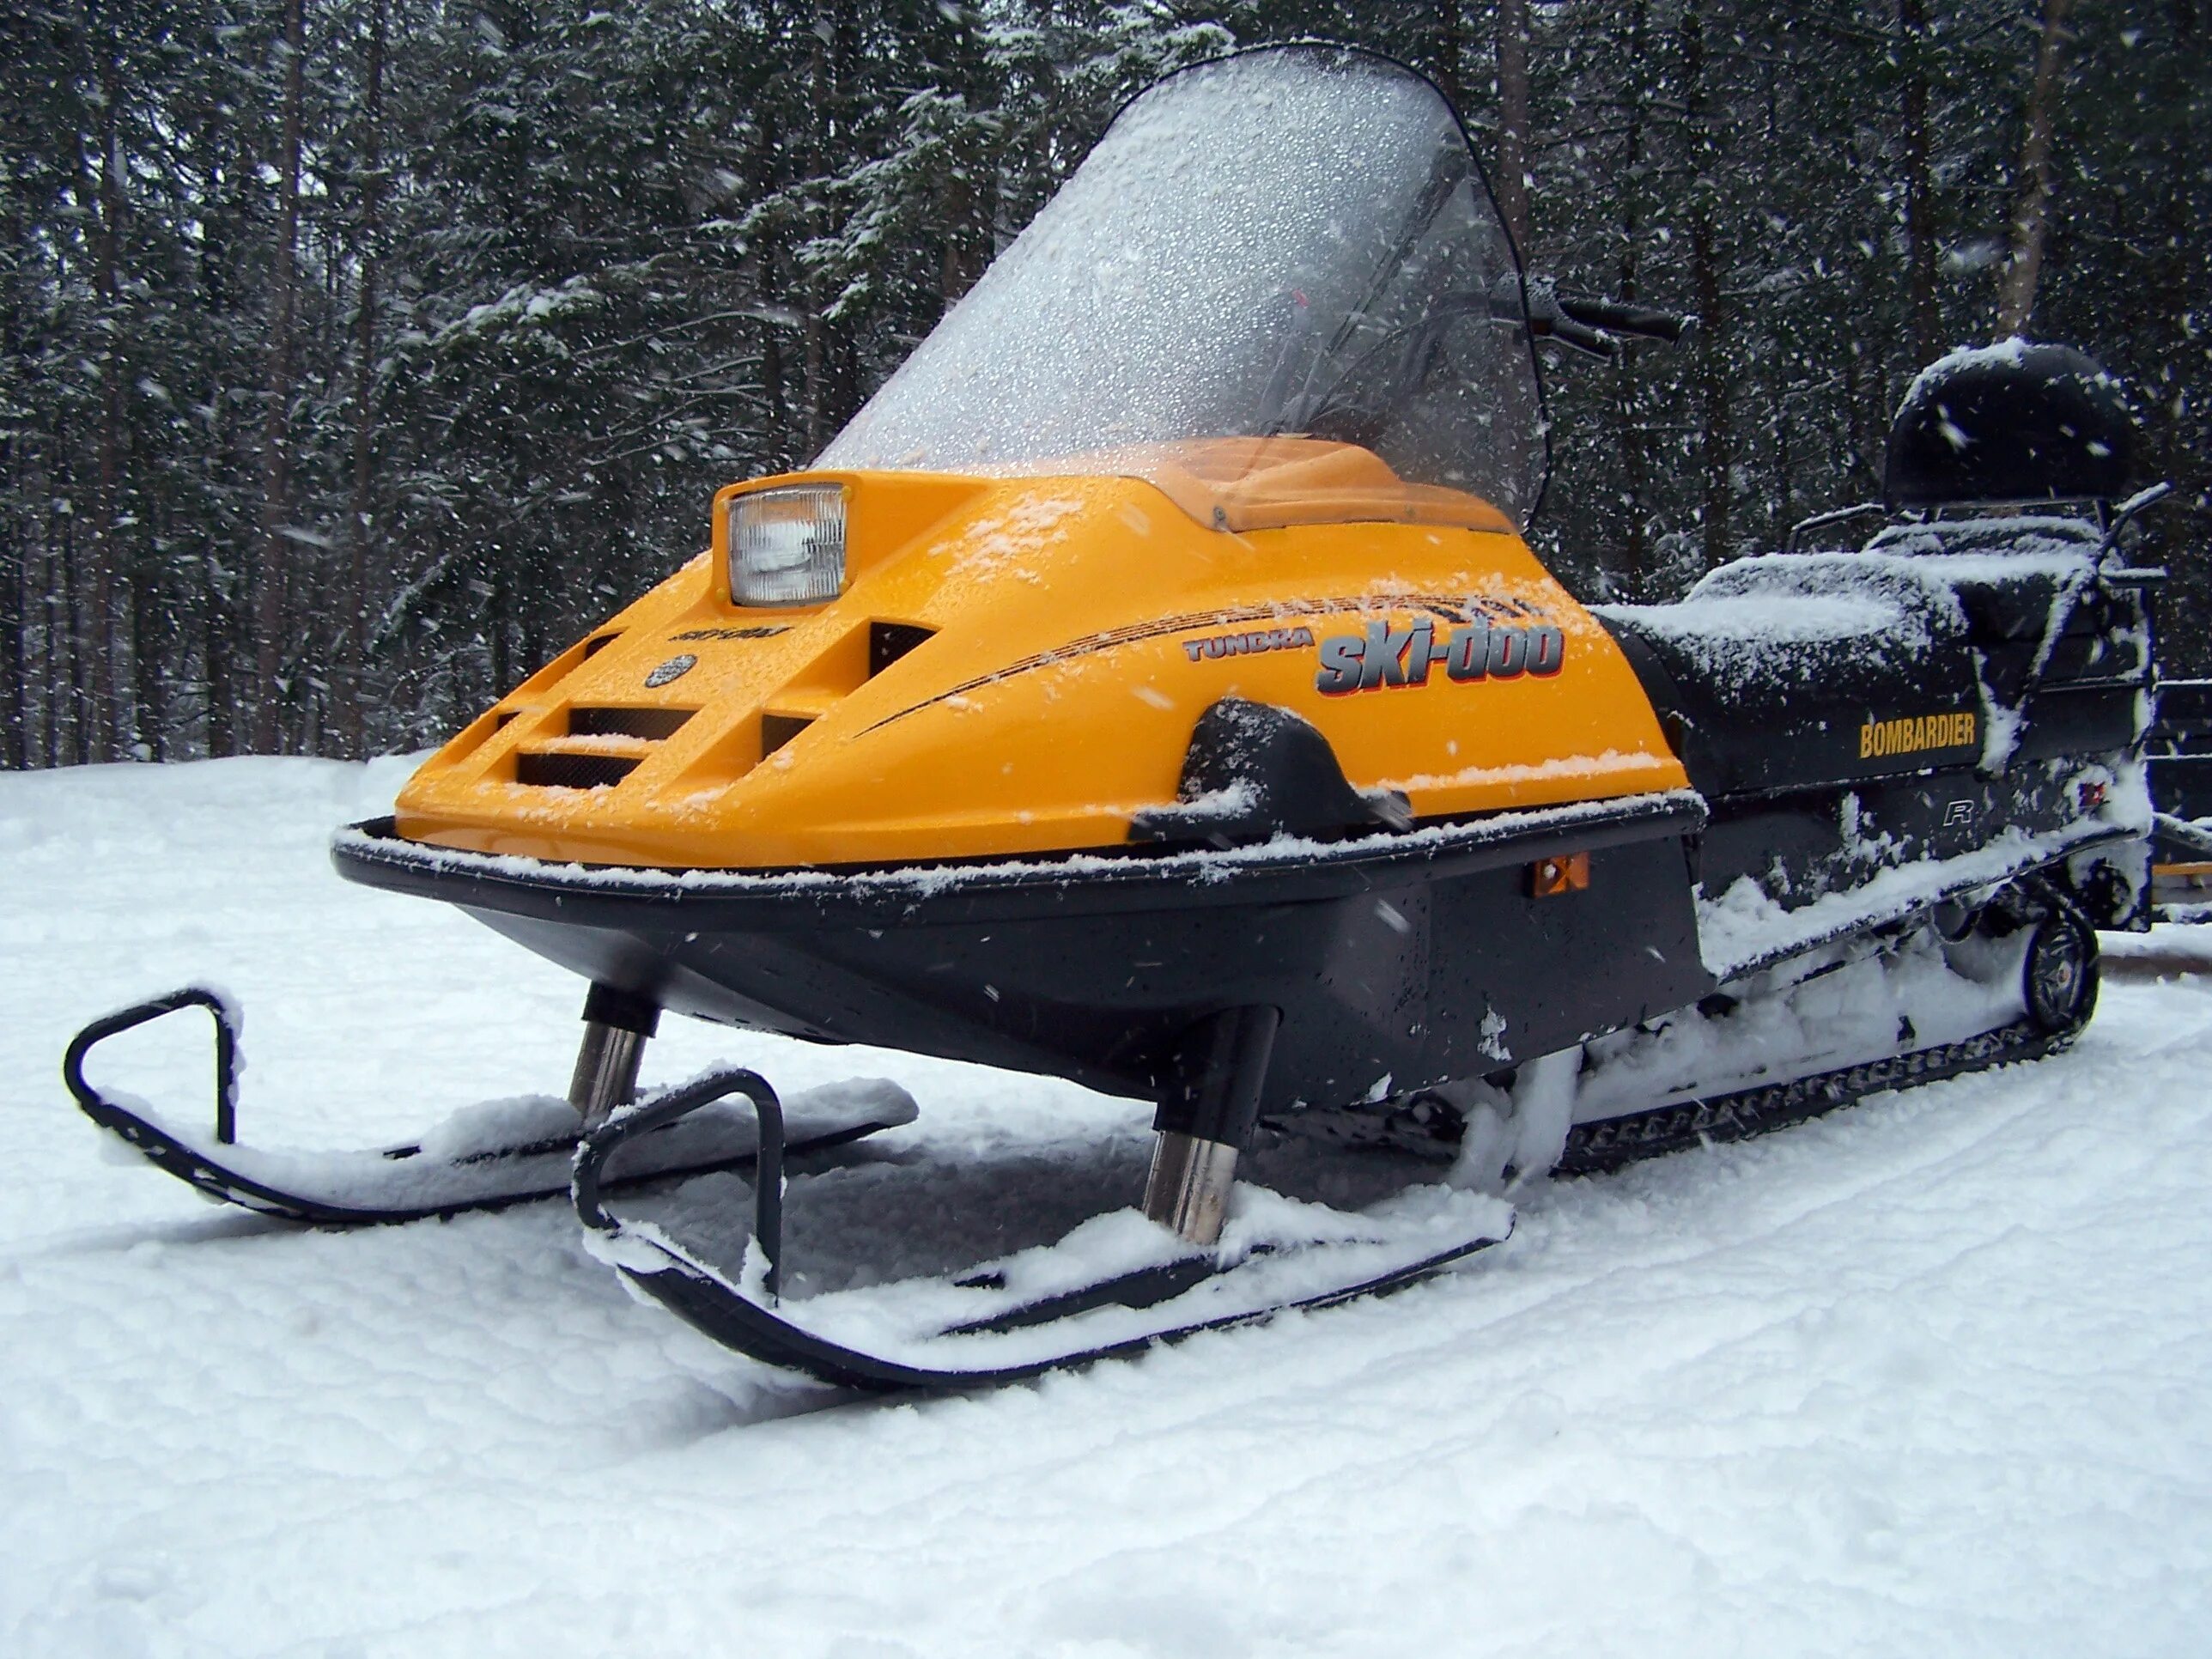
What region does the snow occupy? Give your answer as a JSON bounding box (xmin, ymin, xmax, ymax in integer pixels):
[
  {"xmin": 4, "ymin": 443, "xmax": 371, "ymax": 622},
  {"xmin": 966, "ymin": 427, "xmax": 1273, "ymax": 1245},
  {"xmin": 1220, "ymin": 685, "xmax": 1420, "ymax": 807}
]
[{"xmin": 7, "ymin": 757, "xmax": 2212, "ymax": 1656}]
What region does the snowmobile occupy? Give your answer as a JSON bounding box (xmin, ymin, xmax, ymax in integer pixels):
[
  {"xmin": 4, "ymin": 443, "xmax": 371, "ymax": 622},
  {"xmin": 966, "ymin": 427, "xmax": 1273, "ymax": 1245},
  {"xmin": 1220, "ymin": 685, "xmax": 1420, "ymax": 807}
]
[{"xmin": 67, "ymin": 45, "xmax": 2163, "ymax": 1390}]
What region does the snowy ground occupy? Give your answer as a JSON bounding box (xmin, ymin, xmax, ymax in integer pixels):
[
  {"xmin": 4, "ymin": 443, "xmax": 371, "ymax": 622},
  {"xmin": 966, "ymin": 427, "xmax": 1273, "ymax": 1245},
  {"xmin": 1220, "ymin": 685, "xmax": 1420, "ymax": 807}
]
[{"xmin": 3, "ymin": 757, "xmax": 2210, "ymax": 1657}]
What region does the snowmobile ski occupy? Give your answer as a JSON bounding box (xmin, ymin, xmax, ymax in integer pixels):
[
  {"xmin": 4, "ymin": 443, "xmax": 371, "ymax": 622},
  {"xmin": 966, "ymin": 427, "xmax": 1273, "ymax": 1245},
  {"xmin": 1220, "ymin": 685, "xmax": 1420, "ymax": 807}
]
[
  {"xmin": 573, "ymin": 1066, "xmax": 1510, "ymax": 1392},
  {"xmin": 64, "ymin": 988, "xmax": 916, "ymax": 1226}
]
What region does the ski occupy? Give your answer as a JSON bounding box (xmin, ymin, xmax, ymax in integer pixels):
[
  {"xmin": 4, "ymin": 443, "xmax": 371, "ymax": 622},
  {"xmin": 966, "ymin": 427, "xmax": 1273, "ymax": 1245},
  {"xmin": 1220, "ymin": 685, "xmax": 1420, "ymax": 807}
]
[
  {"xmin": 572, "ymin": 1066, "xmax": 1511, "ymax": 1392},
  {"xmin": 64, "ymin": 987, "xmax": 917, "ymax": 1226}
]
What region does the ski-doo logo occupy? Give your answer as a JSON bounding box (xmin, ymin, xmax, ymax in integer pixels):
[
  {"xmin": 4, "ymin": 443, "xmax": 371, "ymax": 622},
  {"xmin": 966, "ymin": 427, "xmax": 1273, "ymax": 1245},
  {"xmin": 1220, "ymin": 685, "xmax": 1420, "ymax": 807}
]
[
  {"xmin": 1860, "ymin": 710, "xmax": 1977, "ymax": 759},
  {"xmin": 1315, "ymin": 620, "xmax": 1566, "ymax": 695},
  {"xmin": 1182, "ymin": 625, "xmax": 1316, "ymax": 663},
  {"xmin": 672, "ymin": 625, "xmax": 789, "ymax": 642}
]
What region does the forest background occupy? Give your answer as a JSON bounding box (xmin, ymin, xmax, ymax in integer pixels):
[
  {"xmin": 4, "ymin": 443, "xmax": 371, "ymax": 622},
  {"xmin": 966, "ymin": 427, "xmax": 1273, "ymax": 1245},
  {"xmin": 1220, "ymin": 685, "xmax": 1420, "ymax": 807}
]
[{"xmin": 3, "ymin": 0, "xmax": 2206, "ymax": 768}]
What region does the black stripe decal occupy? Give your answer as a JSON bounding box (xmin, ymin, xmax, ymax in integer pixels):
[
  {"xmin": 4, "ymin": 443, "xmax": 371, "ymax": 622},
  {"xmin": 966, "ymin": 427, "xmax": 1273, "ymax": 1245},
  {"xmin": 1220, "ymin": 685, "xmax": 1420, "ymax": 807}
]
[{"xmin": 860, "ymin": 592, "xmax": 1546, "ymax": 733}]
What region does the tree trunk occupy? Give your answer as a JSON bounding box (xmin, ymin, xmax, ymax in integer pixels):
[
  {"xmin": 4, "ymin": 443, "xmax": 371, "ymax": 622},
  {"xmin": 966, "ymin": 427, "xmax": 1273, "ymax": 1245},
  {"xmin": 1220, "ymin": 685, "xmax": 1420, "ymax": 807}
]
[
  {"xmin": 1996, "ymin": 0, "xmax": 2075, "ymax": 337},
  {"xmin": 1680, "ymin": 0, "xmax": 1731, "ymax": 568},
  {"xmin": 131, "ymin": 520, "xmax": 161, "ymax": 759},
  {"xmin": 43, "ymin": 520, "xmax": 64, "ymax": 767},
  {"xmin": 1899, "ymin": 0, "xmax": 1941, "ymax": 364},
  {"xmin": 803, "ymin": 308, "xmax": 825, "ymax": 458},
  {"xmin": 2, "ymin": 438, "xmax": 21, "ymax": 769},
  {"xmin": 1618, "ymin": 0, "xmax": 1651, "ymax": 595},
  {"xmin": 343, "ymin": 0, "xmax": 387, "ymax": 760},
  {"xmin": 81, "ymin": 11, "xmax": 126, "ymax": 761},
  {"xmin": 1431, "ymin": 0, "xmax": 1465, "ymax": 111},
  {"xmin": 252, "ymin": 0, "xmax": 306, "ymax": 753},
  {"xmin": 60, "ymin": 506, "xmax": 83, "ymax": 763},
  {"xmin": 1495, "ymin": 0, "xmax": 1531, "ymax": 252}
]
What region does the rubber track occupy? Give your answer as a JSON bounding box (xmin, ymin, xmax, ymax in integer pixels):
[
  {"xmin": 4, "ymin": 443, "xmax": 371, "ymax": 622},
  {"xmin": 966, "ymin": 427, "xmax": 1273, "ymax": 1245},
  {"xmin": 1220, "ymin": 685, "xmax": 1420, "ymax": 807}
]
[{"xmin": 1553, "ymin": 1017, "xmax": 2074, "ymax": 1177}]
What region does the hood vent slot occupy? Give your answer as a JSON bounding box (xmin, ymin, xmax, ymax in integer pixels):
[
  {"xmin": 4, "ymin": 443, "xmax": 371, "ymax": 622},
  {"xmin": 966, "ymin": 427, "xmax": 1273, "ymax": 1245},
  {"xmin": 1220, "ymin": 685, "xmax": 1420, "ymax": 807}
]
[
  {"xmin": 569, "ymin": 706, "xmax": 693, "ymax": 740},
  {"xmin": 761, "ymin": 714, "xmax": 815, "ymax": 758},
  {"xmin": 870, "ymin": 622, "xmax": 935, "ymax": 677},
  {"xmin": 582, "ymin": 633, "xmax": 621, "ymax": 659},
  {"xmin": 516, "ymin": 751, "xmax": 641, "ymax": 790}
]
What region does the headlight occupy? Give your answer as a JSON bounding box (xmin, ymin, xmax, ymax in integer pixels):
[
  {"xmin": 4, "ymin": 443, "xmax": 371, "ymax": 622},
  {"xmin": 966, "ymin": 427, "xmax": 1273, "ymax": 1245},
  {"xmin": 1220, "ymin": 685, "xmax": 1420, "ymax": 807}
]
[{"xmin": 729, "ymin": 484, "xmax": 847, "ymax": 606}]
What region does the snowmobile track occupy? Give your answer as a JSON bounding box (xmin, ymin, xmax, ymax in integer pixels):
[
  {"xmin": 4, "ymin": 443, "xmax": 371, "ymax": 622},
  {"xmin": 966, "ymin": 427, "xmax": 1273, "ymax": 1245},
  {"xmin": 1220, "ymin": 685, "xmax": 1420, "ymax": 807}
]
[{"xmin": 1556, "ymin": 1017, "xmax": 2074, "ymax": 1176}]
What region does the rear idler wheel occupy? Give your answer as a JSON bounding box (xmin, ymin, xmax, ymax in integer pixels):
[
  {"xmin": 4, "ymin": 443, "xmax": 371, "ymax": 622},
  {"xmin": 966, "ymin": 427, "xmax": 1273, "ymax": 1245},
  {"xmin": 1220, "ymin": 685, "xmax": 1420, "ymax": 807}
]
[
  {"xmin": 2023, "ymin": 904, "xmax": 2099, "ymax": 1035},
  {"xmin": 1142, "ymin": 1006, "xmax": 1281, "ymax": 1247},
  {"xmin": 568, "ymin": 983, "xmax": 661, "ymax": 1127}
]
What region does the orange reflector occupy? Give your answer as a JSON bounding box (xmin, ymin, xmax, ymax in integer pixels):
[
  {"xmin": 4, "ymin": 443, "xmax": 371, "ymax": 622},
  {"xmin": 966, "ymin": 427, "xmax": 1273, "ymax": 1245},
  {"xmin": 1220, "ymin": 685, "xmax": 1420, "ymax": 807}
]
[{"xmin": 1529, "ymin": 852, "xmax": 1590, "ymax": 897}]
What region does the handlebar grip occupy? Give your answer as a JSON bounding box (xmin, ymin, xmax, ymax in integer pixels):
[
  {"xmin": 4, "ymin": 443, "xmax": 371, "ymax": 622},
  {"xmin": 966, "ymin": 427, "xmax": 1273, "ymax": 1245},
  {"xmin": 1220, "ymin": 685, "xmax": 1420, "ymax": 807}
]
[
  {"xmin": 1554, "ymin": 292, "xmax": 1696, "ymax": 343},
  {"xmin": 1541, "ymin": 313, "xmax": 1620, "ymax": 359}
]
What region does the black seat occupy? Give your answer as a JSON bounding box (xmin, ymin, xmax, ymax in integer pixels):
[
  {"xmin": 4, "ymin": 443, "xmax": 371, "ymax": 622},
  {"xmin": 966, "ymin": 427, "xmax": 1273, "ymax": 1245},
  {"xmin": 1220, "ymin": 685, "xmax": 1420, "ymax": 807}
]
[
  {"xmin": 1597, "ymin": 556, "xmax": 1984, "ymax": 798},
  {"xmin": 1595, "ymin": 518, "xmax": 2124, "ymax": 800}
]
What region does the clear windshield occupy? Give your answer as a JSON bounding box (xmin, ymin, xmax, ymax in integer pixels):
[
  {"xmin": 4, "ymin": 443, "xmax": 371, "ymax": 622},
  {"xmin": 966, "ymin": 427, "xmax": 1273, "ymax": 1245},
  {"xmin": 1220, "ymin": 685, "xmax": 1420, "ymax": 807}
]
[{"xmin": 816, "ymin": 46, "xmax": 1547, "ymax": 531}]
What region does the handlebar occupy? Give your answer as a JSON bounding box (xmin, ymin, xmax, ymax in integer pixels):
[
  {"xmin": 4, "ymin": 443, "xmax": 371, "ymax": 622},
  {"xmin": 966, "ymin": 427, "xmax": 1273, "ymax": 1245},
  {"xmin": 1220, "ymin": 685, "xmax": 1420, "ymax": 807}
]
[
  {"xmin": 1522, "ymin": 279, "xmax": 1697, "ymax": 358},
  {"xmin": 1554, "ymin": 292, "xmax": 1697, "ymax": 344}
]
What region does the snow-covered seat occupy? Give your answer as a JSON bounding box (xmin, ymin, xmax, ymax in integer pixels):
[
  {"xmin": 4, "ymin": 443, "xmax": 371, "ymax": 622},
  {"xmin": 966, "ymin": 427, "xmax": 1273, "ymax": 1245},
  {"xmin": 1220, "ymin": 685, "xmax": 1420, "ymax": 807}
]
[
  {"xmin": 1595, "ymin": 514, "xmax": 2121, "ymax": 800},
  {"xmin": 1596, "ymin": 555, "xmax": 1984, "ymax": 798}
]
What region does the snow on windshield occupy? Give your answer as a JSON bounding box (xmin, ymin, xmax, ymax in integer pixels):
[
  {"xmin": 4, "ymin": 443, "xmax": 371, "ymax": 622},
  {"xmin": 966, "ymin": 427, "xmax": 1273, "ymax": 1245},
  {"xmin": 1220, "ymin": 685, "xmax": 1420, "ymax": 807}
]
[{"xmin": 817, "ymin": 47, "xmax": 1544, "ymax": 526}]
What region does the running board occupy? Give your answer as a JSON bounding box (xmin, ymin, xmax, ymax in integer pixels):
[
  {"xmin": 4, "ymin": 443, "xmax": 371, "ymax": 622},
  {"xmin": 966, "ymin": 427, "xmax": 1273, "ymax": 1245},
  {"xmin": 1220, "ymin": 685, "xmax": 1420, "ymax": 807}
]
[
  {"xmin": 64, "ymin": 988, "xmax": 916, "ymax": 1226},
  {"xmin": 573, "ymin": 1069, "xmax": 1510, "ymax": 1392}
]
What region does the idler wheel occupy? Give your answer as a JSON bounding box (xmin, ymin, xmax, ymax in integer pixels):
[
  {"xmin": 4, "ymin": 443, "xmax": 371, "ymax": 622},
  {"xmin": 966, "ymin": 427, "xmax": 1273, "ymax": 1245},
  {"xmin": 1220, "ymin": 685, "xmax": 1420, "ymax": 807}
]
[{"xmin": 2023, "ymin": 906, "xmax": 2099, "ymax": 1035}]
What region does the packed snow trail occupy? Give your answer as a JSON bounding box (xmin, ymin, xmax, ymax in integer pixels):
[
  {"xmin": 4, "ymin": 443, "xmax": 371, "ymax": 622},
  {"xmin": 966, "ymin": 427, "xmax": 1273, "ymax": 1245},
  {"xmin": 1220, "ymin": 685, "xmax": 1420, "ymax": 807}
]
[{"xmin": 3, "ymin": 757, "xmax": 2210, "ymax": 1656}]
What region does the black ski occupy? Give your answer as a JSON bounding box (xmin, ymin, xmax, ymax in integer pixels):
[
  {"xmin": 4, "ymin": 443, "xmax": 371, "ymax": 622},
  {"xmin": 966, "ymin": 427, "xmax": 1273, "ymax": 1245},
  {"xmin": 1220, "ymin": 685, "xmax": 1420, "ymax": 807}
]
[
  {"xmin": 65, "ymin": 988, "xmax": 915, "ymax": 1226},
  {"xmin": 573, "ymin": 1066, "xmax": 1510, "ymax": 1392}
]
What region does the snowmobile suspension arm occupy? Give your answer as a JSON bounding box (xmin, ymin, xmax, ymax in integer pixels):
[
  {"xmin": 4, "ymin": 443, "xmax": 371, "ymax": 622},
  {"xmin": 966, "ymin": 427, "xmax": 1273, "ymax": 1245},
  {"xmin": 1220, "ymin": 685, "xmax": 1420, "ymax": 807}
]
[
  {"xmin": 64, "ymin": 987, "xmax": 240, "ymax": 1147},
  {"xmin": 573, "ymin": 1066, "xmax": 787, "ymax": 1299}
]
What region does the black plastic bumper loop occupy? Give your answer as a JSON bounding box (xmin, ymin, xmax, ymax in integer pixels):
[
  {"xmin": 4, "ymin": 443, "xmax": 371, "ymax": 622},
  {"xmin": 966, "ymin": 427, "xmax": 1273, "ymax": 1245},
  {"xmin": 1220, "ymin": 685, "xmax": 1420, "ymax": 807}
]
[
  {"xmin": 64, "ymin": 987, "xmax": 240, "ymax": 1146},
  {"xmin": 574, "ymin": 1066, "xmax": 787, "ymax": 1300}
]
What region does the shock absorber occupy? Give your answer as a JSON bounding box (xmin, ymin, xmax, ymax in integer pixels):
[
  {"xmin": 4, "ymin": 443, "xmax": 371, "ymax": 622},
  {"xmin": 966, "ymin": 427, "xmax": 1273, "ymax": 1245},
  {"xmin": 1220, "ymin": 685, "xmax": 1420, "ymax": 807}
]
[
  {"xmin": 1141, "ymin": 1006, "xmax": 1282, "ymax": 1247},
  {"xmin": 567, "ymin": 983, "xmax": 661, "ymax": 1128}
]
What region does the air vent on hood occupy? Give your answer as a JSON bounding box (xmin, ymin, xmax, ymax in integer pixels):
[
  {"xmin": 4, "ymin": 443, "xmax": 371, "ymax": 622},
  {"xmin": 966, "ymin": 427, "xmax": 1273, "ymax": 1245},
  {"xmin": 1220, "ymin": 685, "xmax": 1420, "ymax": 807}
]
[
  {"xmin": 515, "ymin": 751, "xmax": 641, "ymax": 790},
  {"xmin": 761, "ymin": 714, "xmax": 815, "ymax": 758},
  {"xmin": 869, "ymin": 622, "xmax": 936, "ymax": 677},
  {"xmin": 569, "ymin": 706, "xmax": 694, "ymax": 741}
]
